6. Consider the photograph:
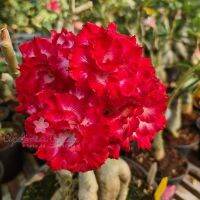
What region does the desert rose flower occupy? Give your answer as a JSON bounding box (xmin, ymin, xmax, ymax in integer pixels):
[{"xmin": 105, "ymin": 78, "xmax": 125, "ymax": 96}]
[
  {"xmin": 143, "ymin": 16, "xmax": 156, "ymax": 29},
  {"xmin": 16, "ymin": 29, "xmax": 75, "ymax": 114},
  {"xmin": 23, "ymin": 91, "xmax": 109, "ymax": 172},
  {"xmin": 16, "ymin": 23, "xmax": 167, "ymax": 172},
  {"xmin": 70, "ymin": 23, "xmax": 167, "ymax": 150},
  {"xmin": 46, "ymin": 0, "xmax": 61, "ymax": 13}
]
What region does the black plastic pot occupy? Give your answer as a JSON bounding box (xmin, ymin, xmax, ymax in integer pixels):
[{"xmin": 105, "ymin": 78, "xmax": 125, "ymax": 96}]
[
  {"xmin": 0, "ymin": 142, "xmax": 23, "ymax": 183},
  {"xmin": 23, "ymin": 147, "xmax": 46, "ymax": 166},
  {"xmin": 174, "ymin": 140, "xmax": 200, "ymax": 157}
]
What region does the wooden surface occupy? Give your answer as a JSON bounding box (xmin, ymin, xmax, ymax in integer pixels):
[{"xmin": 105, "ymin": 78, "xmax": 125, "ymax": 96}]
[{"xmin": 173, "ymin": 163, "xmax": 200, "ymax": 200}]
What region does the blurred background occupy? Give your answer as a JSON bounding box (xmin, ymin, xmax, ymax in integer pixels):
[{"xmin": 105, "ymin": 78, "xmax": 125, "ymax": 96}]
[{"xmin": 0, "ymin": 0, "xmax": 200, "ymax": 199}]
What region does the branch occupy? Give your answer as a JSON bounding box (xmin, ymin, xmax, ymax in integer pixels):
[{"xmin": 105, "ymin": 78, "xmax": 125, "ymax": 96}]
[
  {"xmin": 70, "ymin": 0, "xmax": 76, "ymax": 13},
  {"xmin": 0, "ymin": 24, "xmax": 19, "ymax": 78},
  {"xmin": 74, "ymin": 1, "xmax": 93, "ymax": 14}
]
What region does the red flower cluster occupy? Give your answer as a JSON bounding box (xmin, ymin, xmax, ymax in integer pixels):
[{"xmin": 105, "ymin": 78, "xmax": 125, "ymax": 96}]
[
  {"xmin": 16, "ymin": 23, "xmax": 167, "ymax": 172},
  {"xmin": 46, "ymin": 0, "xmax": 61, "ymax": 13}
]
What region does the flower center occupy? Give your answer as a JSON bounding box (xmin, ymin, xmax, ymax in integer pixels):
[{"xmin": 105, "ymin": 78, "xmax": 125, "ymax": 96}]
[
  {"xmin": 102, "ymin": 52, "xmax": 113, "ymax": 63},
  {"xmin": 55, "ymin": 133, "xmax": 76, "ymax": 148},
  {"xmin": 66, "ymin": 40, "xmax": 74, "ymax": 48},
  {"xmin": 43, "ymin": 74, "xmax": 55, "ymax": 84},
  {"xmin": 33, "ymin": 117, "xmax": 49, "ymax": 133}
]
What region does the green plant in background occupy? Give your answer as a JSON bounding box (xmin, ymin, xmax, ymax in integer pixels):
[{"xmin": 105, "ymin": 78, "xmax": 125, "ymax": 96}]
[
  {"xmin": 0, "ymin": 1, "xmax": 199, "ymax": 199},
  {"xmin": 83, "ymin": 0, "xmax": 200, "ymax": 70},
  {"xmin": 0, "ymin": 25, "xmax": 24, "ymax": 151},
  {"xmin": 0, "ymin": 0, "xmax": 93, "ymax": 34},
  {"xmin": 0, "ymin": 0, "xmax": 60, "ymax": 33}
]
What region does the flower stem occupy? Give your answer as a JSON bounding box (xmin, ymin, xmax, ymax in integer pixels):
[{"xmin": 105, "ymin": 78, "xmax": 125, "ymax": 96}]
[
  {"xmin": 0, "ymin": 24, "xmax": 19, "ymax": 78},
  {"xmin": 153, "ymin": 133, "xmax": 165, "ymax": 161}
]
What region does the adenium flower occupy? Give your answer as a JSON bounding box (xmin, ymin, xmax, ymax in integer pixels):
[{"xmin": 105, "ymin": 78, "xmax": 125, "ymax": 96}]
[
  {"xmin": 16, "ymin": 29, "xmax": 75, "ymax": 114},
  {"xmin": 23, "ymin": 91, "xmax": 109, "ymax": 172},
  {"xmin": 70, "ymin": 23, "xmax": 167, "ymax": 149},
  {"xmin": 16, "ymin": 22, "xmax": 167, "ymax": 172},
  {"xmin": 46, "ymin": 0, "xmax": 61, "ymax": 13},
  {"xmin": 143, "ymin": 16, "xmax": 156, "ymax": 29}
]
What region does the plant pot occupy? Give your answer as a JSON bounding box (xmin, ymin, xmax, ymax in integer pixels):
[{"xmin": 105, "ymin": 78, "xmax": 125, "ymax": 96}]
[
  {"xmin": 166, "ymin": 128, "xmax": 200, "ymax": 156},
  {"xmin": 187, "ymin": 150, "xmax": 200, "ymax": 167},
  {"xmin": 23, "ymin": 147, "xmax": 46, "ymax": 166},
  {"xmin": 0, "ymin": 142, "xmax": 23, "ymax": 183},
  {"xmin": 175, "ymin": 140, "xmax": 199, "ymax": 156}
]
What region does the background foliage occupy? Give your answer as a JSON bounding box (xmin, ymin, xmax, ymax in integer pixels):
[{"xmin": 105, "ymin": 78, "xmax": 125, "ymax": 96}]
[{"xmin": 1, "ymin": 0, "xmax": 199, "ymax": 75}]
